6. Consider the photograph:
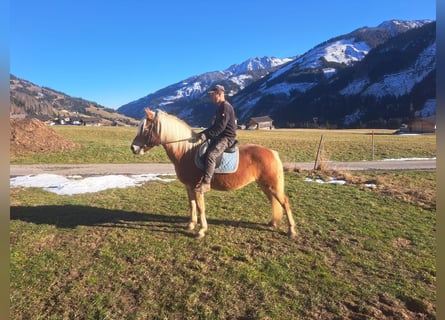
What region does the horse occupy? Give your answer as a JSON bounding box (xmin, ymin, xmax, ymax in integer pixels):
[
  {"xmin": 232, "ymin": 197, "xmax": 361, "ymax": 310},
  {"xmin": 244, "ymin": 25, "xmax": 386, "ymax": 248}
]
[{"xmin": 131, "ymin": 108, "xmax": 297, "ymax": 239}]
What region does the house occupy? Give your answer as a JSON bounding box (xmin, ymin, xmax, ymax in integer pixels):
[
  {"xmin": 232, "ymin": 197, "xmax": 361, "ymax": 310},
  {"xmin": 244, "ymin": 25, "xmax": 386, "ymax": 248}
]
[
  {"xmin": 82, "ymin": 117, "xmax": 102, "ymax": 126},
  {"xmin": 247, "ymin": 116, "xmax": 274, "ymax": 130},
  {"xmin": 400, "ymin": 116, "xmax": 435, "ymax": 133},
  {"xmin": 70, "ymin": 116, "xmax": 83, "ymax": 125}
]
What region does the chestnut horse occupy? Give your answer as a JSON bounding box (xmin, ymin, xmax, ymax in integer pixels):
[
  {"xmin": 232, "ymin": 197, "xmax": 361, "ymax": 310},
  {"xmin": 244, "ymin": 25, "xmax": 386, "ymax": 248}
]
[{"xmin": 131, "ymin": 108, "xmax": 297, "ymax": 239}]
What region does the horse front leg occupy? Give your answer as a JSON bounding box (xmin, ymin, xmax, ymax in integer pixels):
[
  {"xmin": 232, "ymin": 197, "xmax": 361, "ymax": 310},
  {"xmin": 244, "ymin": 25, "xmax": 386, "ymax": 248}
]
[
  {"xmin": 186, "ymin": 186, "xmax": 198, "ymax": 230},
  {"xmin": 195, "ymin": 192, "xmax": 208, "ymax": 239}
]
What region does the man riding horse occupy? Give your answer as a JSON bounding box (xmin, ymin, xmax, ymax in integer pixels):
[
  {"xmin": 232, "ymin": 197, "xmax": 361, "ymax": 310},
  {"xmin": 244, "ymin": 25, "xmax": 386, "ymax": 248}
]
[{"xmin": 195, "ymin": 84, "xmax": 237, "ymax": 193}]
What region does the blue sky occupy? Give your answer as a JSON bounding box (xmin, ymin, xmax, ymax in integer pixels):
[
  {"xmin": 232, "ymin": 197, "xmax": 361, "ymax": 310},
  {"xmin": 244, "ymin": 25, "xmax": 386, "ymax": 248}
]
[{"xmin": 10, "ymin": 0, "xmax": 436, "ymax": 109}]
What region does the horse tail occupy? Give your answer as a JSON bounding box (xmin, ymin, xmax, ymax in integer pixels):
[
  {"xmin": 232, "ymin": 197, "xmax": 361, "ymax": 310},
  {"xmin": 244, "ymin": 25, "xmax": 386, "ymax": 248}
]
[
  {"xmin": 256, "ymin": 149, "xmax": 285, "ymax": 225},
  {"xmin": 268, "ymin": 149, "xmax": 296, "ymax": 236},
  {"xmin": 271, "ymin": 149, "xmax": 285, "ymax": 194}
]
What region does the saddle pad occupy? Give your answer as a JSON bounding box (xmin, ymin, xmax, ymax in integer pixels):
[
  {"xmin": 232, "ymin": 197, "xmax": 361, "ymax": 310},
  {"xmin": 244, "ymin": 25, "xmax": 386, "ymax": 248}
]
[{"xmin": 194, "ymin": 145, "xmax": 239, "ymax": 174}]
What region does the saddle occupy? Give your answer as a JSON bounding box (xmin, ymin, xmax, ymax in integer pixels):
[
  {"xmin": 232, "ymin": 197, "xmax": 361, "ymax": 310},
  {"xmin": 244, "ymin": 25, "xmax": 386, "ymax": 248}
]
[{"xmin": 194, "ymin": 139, "xmax": 240, "ymax": 174}]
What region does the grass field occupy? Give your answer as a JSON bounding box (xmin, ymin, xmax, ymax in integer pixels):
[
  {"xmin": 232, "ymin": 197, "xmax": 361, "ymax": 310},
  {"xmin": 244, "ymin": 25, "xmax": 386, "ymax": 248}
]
[
  {"xmin": 10, "ymin": 126, "xmax": 436, "ymax": 164},
  {"xmin": 10, "ymin": 126, "xmax": 436, "ymax": 319}
]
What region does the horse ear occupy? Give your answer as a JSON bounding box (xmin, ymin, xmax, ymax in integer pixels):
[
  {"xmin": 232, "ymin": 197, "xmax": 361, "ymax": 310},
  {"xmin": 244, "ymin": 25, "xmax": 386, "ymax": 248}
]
[{"xmin": 145, "ymin": 108, "xmax": 155, "ymax": 120}]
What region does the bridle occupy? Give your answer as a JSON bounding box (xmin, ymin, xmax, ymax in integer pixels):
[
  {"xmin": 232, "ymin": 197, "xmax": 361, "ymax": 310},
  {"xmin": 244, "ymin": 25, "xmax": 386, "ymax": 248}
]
[
  {"xmin": 139, "ymin": 111, "xmax": 194, "ymax": 148},
  {"xmin": 141, "ymin": 113, "xmax": 159, "ymax": 148}
]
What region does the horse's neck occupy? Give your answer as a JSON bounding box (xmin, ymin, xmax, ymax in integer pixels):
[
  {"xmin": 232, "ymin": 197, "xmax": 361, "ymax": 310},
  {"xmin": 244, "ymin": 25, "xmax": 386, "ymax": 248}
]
[
  {"xmin": 163, "ymin": 144, "xmax": 184, "ymax": 164},
  {"xmin": 162, "ymin": 142, "xmax": 196, "ymax": 166}
]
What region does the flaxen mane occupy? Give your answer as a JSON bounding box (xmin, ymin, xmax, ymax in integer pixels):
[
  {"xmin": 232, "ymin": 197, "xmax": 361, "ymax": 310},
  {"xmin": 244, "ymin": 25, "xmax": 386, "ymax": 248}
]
[{"xmin": 155, "ymin": 110, "xmax": 196, "ymax": 152}]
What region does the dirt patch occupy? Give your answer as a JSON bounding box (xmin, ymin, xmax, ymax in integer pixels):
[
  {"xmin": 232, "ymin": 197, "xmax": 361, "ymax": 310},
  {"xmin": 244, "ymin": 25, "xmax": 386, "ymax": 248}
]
[{"xmin": 10, "ymin": 118, "xmax": 80, "ymax": 157}]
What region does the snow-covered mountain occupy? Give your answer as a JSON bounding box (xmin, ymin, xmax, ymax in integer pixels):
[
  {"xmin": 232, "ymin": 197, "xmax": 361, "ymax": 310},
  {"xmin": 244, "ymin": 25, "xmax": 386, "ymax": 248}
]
[
  {"xmin": 118, "ymin": 19, "xmax": 435, "ymax": 128},
  {"xmin": 117, "ymin": 56, "xmax": 293, "ymax": 124},
  {"xmin": 268, "ymin": 20, "xmax": 436, "ymax": 128},
  {"xmin": 232, "ymin": 19, "xmax": 433, "ymax": 122}
]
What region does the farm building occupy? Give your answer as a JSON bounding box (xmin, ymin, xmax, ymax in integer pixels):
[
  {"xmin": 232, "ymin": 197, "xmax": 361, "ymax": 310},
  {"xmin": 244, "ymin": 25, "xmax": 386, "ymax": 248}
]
[
  {"xmin": 400, "ymin": 117, "xmax": 435, "ymax": 133},
  {"xmin": 82, "ymin": 117, "xmax": 102, "ymax": 126},
  {"xmin": 247, "ymin": 116, "xmax": 274, "ymax": 130}
]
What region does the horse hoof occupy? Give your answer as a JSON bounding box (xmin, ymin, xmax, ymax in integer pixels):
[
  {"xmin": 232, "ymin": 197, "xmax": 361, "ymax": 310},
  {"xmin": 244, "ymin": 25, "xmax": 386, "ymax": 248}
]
[
  {"xmin": 268, "ymin": 221, "xmax": 279, "ymax": 229},
  {"xmin": 288, "ymin": 230, "xmax": 297, "ymax": 239},
  {"xmin": 187, "ymin": 223, "xmax": 196, "ymax": 231},
  {"xmin": 196, "ymin": 230, "xmax": 206, "ymax": 239}
]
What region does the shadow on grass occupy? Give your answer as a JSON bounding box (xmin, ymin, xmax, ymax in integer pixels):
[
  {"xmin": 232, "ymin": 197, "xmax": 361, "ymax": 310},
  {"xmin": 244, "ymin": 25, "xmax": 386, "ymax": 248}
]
[{"xmin": 10, "ymin": 205, "xmax": 273, "ymax": 236}]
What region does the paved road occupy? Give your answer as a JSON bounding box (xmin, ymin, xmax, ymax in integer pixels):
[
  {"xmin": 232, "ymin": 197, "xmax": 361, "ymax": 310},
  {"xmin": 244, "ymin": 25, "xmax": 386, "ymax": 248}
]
[{"xmin": 10, "ymin": 159, "xmax": 436, "ymax": 176}]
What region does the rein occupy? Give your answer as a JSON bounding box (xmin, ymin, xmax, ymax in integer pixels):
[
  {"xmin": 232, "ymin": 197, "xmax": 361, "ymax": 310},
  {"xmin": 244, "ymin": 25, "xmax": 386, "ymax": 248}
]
[{"xmin": 163, "ymin": 137, "xmax": 194, "ymax": 144}]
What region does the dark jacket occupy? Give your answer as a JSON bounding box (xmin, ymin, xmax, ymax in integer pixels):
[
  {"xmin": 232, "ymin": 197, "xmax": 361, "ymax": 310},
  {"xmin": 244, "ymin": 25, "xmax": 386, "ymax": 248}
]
[{"xmin": 201, "ymin": 101, "xmax": 236, "ymax": 140}]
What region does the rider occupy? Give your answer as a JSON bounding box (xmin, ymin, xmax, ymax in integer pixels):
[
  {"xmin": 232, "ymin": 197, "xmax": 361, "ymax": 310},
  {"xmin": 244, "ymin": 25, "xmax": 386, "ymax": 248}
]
[{"xmin": 195, "ymin": 84, "xmax": 237, "ymax": 193}]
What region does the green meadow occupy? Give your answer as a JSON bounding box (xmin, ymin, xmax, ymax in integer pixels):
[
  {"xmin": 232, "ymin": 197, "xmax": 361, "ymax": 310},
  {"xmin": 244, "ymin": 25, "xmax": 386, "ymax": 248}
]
[
  {"xmin": 11, "ymin": 126, "xmax": 436, "ymax": 164},
  {"xmin": 10, "ymin": 126, "xmax": 436, "ymax": 319}
]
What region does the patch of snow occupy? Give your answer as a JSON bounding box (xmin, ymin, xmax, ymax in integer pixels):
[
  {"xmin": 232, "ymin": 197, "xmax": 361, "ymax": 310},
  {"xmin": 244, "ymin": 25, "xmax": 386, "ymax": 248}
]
[
  {"xmin": 227, "ymin": 56, "xmax": 292, "ymax": 75},
  {"xmin": 304, "ymin": 177, "xmax": 346, "ymax": 185},
  {"xmin": 416, "ymin": 99, "xmax": 436, "ymax": 117},
  {"xmin": 159, "ymin": 101, "xmax": 174, "ymax": 107},
  {"xmin": 267, "ymin": 59, "xmax": 299, "ymax": 82},
  {"xmin": 378, "ymin": 20, "xmax": 433, "ymax": 36},
  {"xmin": 343, "ymin": 109, "xmax": 365, "ymax": 126},
  {"xmin": 382, "ymin": 157, "xmax": 436, "ymax": 161},
  {"xmin": 268, "ymin": 39, "xmax": 370, "ymax": 85},
  {"xmin": 322, "ymin": 68, "xmax": 337, "ymax": 78},
  {"xmin": 323, "ymin": 40, "xmax": 370, "ymax": 65},
  {"xmin": 229, "ymin": 74, "xmax": 253, "ymax": 88},
  {"xmin": 339, "ymin": 79, "xmax": 369, "ymax": 95},
  {"xmin": 10, "ymin": 173, "xmax": 175, "ymax": 195},
  {"xmin": 363, "ymin": 42, "xmax": 435, "ymax": 97},
  {"xmin": 261, "ymin": 82, "xmax": 316, "ymax": 96}
]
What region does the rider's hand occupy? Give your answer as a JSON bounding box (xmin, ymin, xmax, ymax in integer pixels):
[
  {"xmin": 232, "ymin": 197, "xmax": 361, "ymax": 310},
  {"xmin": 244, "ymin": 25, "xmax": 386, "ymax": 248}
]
[{"xmin": 191, "ymin": 133, "xmax": 206, "ymax": 143}]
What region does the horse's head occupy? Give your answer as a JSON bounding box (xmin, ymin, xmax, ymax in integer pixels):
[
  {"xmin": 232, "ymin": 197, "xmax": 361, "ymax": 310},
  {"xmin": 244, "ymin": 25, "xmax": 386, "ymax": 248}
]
[{"xmin": 131, "ymin": 108, "xmax": 161, "ymax": 155}]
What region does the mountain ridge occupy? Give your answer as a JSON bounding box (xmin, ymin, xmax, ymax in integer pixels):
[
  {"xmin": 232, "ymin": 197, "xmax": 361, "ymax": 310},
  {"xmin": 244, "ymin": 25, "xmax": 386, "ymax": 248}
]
[
  {"xmin": 117, "ymin": 19, "xmax": 435, "ymax": 128},
  {"xmin": 117, "ymin": 56, "xmax": 293, "ymax": 124},
  {"xmin": 10, "ymin": 75, "xmax": 138, "ymax": 126}
]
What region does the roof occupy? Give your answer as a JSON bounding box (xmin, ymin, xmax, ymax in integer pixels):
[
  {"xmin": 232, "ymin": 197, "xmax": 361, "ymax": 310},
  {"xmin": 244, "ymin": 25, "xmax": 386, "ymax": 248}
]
[
  {"xmin": 82, "ymin": 117, "xmax": 102, "ymax": 123},
  {"xmin": 413, "ymin": 116, "xmax": 435, "ymax": 124},
  {"xmin": 249, "ymin": 116, "xmax": 273, "ymax": 123}
]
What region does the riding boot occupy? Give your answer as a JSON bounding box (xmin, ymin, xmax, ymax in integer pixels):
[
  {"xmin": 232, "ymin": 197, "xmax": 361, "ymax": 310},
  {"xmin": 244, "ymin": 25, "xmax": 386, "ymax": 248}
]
[
  {"xmin": 195, "ymin": 138, "xmax": 229, "ymax": 193},
  {"xmin": 196, "ymin": 162, "xmax": 214, "ymax": 193}
]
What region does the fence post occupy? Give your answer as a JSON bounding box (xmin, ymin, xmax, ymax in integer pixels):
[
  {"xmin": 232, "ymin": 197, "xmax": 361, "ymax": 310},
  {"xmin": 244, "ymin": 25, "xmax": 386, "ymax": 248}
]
[
  {"xmin": 371, "ymin": 130, "xmax": 375, "ymax": 160},
  {"xmin": 314, "ymin": 135, "xmax": 324, "ymax": 170}
]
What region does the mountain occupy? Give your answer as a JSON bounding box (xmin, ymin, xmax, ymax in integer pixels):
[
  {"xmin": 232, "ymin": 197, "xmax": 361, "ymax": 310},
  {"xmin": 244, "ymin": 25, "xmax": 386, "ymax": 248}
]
[
  {"xmin": 117, "ymin": 56, "xmax": 293, "ymax": 126},
  {"xmin": 255, "ymin": 20, "xmax": 436, "ymax": 128},
  {"xmin": 10, "ymin": 75, "xmax": 138, "ymax": 126},
  {"xmin": 118, "ymin": 19, "xmax": 434, "ymax": 128},
  {"xmin": 231, "ymin": 20, "xmax": 434, "ymax": 125}
]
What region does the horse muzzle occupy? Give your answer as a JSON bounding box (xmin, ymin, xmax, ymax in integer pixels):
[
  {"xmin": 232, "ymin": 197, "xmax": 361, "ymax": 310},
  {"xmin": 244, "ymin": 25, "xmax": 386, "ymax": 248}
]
[{"xmin": 131, "ymin": 144, "xmax": 145, "ymax": 155}]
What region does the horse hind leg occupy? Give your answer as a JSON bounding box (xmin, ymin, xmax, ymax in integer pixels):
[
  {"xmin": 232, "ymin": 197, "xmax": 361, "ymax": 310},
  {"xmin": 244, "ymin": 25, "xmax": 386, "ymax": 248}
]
[
  {"xmin": 259, "ymin": 183, "xmax": 297, "ymax": 239},
  {"xmin": 280, "ymin": 195, "xmax": 297, "ymax": 238},
  {"xmin": 260, "ymin": 184, "xmax": 283, "ymax": 227}
]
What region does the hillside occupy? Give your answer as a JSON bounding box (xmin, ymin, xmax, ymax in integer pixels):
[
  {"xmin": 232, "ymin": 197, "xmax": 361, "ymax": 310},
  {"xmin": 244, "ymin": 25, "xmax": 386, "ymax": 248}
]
[
  {"xmin": 10, "ymin": 75, "xmax": 139, "ymax": 126},
  {"xmin": 117, "ymin": 56, "xmax": 293, "ymax": 126},
  {"xmin": 232, "ymin": 20, "xmax": 435, "ymax": 128},
  {"xmin": 117, "ymin": 19, "xmax": 435, "ymax": 129},
  {"xmin": 268, "ymin": 21, "xmax": 436, "ymax": 128}
]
